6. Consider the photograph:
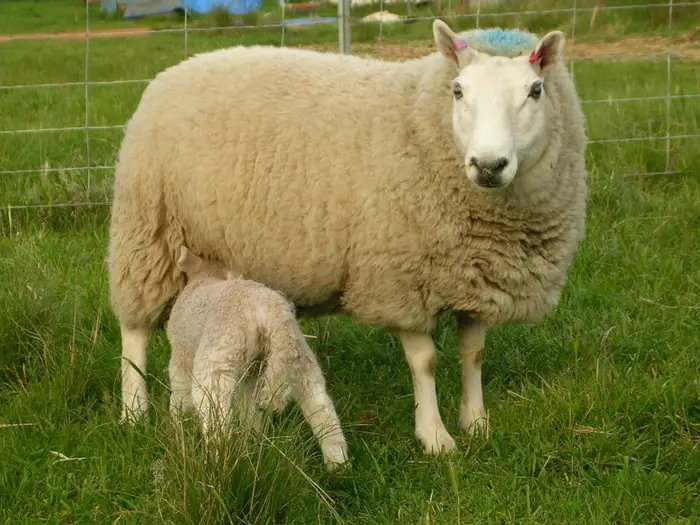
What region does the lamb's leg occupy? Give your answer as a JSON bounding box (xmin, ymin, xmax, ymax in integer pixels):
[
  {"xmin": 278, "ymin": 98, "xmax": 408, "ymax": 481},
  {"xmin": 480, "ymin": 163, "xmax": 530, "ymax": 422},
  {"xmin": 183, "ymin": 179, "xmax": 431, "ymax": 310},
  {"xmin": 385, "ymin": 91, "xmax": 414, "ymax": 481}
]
[
  {"xmin": 294, "ymin": 377, "xmax": 348, "ymax": 470},
  {"xmin": 168, "ymin": 359, "xmax": 194, "ymax": 416},
  {"xmin": 191, "ymin": 350, "xmax": 236, "ymax": 438},
  {"xmin": 456, "ymin": 314, "xmax": 489, "ymax": 437},
  {"xmin": 260, "ymin": 327, "xmax": 347, "ymax": 470},
  {"xmin": 397, "ymin": 331, "xmax": 456, "ymax": 455}
]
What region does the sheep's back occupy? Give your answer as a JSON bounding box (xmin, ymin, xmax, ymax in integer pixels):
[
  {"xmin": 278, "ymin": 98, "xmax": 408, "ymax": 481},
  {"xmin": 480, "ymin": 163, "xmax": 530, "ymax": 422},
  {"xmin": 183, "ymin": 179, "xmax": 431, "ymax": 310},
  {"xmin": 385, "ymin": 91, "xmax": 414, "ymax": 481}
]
[{"xmin": 118, "ymin": 46, "xmax": 420, "ymax": 308}]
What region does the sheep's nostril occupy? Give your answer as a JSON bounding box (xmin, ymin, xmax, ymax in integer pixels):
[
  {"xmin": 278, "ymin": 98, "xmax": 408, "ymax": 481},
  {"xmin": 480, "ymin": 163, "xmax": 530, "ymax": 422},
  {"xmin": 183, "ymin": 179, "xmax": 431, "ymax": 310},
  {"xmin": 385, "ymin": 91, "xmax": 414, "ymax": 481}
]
[
  {"xmin": 493, "ymin": 157, "xmax": 509, "ymax": 173},
  {"xmin": 474, "ymin": 157, "xmax": 509, "ymax": 179}
]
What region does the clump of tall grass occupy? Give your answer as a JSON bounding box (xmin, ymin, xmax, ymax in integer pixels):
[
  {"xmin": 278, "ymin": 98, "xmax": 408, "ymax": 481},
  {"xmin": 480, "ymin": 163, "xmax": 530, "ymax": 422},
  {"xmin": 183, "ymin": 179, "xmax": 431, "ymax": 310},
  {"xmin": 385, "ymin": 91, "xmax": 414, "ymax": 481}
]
[{"xmin": 146, "ymin": 406, "xmax": 344, "ymax": 524}]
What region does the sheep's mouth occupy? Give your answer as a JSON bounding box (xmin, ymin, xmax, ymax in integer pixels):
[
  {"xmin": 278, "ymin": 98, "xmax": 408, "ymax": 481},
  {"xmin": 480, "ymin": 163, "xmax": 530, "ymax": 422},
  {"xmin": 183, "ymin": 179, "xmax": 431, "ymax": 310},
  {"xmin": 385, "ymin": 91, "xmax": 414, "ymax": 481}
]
[{"xmin": 474, "ymin": 175, "xmax": 505, "ymax": 188}]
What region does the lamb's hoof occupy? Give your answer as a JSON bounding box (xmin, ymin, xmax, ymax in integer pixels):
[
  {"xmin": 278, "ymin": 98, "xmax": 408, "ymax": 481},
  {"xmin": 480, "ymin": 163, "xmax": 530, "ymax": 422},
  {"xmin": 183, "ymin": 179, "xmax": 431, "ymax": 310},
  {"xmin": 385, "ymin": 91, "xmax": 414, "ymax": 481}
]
[
  {"xmin": 323, "ymin": 444, "xmax": 350, "ymax": 472},
  {"xmin": 418, "ymin": 428, "xmax": 457, "ymax": 456},
  {"xmin": 460, "ymin": 408, "xmax": 491, "ymax": 439},
  {"xmin": 324, "ymin": 458, "xmax": 351, "ymax": 472}
]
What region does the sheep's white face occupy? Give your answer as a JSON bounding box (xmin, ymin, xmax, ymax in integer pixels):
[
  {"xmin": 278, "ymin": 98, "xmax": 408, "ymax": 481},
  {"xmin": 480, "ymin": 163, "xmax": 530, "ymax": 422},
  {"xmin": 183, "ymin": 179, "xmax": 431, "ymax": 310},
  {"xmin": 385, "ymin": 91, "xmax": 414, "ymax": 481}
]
[{"xmin": 433, "ymin": 21, "xmax": 566, "ymax": 191}]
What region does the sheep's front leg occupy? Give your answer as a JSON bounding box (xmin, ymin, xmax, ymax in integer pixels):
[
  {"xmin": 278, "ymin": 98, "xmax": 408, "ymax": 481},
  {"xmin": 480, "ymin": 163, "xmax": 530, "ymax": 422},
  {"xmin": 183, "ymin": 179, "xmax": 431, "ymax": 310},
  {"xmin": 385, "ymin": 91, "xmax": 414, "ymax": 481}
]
[
  {"xmin": 456, "ymin": 314, "xmax": 489, "ymax": 437},
  {"xmin": 397, "ymin": 331, "xmax": 456, "ymax": 455}
]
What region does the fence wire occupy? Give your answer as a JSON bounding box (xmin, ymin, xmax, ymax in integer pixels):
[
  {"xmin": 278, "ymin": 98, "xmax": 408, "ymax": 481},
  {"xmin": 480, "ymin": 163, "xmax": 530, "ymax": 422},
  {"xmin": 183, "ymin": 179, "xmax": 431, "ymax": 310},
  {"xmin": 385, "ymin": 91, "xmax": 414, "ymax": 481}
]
[{"xmin": 0, "ymin": 0, "xmax": 697, "ymax": 212}]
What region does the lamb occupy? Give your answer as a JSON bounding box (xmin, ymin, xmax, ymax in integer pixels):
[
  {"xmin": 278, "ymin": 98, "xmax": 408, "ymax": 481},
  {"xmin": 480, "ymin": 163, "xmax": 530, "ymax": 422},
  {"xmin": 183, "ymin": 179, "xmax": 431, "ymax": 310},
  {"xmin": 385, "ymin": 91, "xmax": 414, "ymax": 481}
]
[
  {"xmin": 108, "ymin": 19, "xmax": 588, "ymax": 456},
  {"xmin": 166, "ymin": 246, "xmax": 349, "ymax": 470}
]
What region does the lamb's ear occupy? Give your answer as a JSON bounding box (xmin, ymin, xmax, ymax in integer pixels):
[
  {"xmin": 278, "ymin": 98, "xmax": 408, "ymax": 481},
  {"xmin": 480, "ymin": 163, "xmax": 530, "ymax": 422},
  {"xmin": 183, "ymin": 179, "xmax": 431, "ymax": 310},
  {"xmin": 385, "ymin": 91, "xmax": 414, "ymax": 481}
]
[
  {"xmin": 176, "ymin": 246, "xmax": 202, "ymax": 274},
  {"xmin": 433, "ymin": 19, "xmax": 475, "ymax": 69},
  {"xmin": 528, "ymin": 31, "xmax": 566, "ymax": 75},
  {"xmin": 225, "ymin": 269, "xmax": 243, "ymax": 281}
]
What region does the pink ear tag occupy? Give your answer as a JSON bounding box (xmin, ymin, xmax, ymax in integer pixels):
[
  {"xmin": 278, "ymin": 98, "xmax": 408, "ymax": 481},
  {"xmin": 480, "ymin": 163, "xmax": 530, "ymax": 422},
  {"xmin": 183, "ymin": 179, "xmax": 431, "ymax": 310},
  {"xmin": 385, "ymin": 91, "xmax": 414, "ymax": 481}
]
[
  {"xmin": 454, "ymin": 39, "xmax": 468, "ymax": 51},
  {"xmin": 528, "ymin": 49, "xmax": 543, "ymax": 64}
]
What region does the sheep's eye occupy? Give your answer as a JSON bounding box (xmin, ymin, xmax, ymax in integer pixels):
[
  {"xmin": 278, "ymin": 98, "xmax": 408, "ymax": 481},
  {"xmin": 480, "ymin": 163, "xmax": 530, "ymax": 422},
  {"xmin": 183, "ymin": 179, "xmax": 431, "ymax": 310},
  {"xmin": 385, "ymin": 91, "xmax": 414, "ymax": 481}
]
[
  {"xmin": 453, "ymin": 81, "xmax": 463, "ymax": 100},
  {"xmin": 528, "ymin": 81, "xmax": 543, "ymax": 100}
]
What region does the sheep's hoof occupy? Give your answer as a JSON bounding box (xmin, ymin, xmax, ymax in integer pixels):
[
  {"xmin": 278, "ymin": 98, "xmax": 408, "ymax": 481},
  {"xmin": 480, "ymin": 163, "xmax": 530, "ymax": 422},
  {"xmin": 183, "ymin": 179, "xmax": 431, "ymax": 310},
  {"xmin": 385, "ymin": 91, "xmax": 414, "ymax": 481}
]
[
  {"xmin": 419, "ymin": 429, "xmax": 457, "ymax": 456},
  {"xmin": 460, "ymin": 408, "xmax": 491, "ymax": 439}
]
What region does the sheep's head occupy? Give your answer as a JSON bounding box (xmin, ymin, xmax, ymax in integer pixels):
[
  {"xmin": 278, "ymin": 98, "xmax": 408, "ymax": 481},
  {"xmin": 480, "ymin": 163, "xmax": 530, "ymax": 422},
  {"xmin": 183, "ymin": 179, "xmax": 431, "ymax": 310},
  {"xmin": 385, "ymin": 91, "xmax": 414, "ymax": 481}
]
[
  {"xmin": 433, "ymin": 20, "xmax": 565, "ymax": 191},
  {"xmin": 177, "ymin": 246, "xmax": 242, "ymax": 282}
]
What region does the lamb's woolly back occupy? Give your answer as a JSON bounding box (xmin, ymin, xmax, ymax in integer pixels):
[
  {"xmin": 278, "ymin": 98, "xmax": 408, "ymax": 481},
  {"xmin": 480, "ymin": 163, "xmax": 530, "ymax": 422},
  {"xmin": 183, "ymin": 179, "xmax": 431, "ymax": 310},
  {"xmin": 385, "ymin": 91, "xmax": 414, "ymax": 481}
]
[{"xmin": 166, "ymin": 248, "xmax": 348, "ymax": 469}]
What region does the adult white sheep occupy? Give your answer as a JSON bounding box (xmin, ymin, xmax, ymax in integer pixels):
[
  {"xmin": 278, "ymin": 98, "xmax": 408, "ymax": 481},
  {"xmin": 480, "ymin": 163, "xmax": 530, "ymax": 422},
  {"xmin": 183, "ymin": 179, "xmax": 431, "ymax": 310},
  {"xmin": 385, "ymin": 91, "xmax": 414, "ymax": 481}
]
[{"xmin": 108, "ymin": 20, "xmax": 588, "ymax": 455}]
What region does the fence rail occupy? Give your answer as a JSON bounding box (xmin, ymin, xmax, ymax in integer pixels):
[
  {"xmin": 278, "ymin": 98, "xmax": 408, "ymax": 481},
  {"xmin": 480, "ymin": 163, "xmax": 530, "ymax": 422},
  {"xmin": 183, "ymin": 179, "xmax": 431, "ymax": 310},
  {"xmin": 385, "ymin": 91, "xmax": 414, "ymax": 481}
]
[{"xmin": 0, "ymin": 0, "xmax": 697, "ymax": 213}]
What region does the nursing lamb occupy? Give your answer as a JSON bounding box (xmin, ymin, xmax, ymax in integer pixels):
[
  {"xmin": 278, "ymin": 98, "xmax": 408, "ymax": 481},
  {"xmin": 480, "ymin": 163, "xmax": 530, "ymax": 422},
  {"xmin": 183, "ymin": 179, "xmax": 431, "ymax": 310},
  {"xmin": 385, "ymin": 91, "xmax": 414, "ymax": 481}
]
[{"xmin": 166, "ymin": 246, "xmax": 348, "ymax": 470}]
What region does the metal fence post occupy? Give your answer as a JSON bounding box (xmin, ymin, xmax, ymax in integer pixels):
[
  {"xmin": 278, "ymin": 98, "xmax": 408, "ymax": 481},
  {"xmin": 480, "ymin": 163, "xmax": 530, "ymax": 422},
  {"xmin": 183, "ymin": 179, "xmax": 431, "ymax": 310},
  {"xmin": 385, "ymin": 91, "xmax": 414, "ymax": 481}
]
[{"xmin": 338, "ymin": 0, "xmax": 351, "ymax": 54}]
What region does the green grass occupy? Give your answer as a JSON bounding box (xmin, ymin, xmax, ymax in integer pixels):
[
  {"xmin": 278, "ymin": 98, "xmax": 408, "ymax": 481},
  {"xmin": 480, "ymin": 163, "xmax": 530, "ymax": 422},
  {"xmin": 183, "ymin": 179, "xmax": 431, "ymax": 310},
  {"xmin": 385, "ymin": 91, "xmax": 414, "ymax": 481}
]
[{"xmin": 1, "ymin": 2, "xmax": 699, "ymax": 523}]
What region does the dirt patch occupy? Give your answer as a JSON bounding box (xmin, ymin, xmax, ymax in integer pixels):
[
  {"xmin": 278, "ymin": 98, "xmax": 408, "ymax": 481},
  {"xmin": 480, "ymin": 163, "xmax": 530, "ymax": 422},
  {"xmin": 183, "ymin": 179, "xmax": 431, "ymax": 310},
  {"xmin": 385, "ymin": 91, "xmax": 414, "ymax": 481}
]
[
  {"xmin": 1, "ymin": 25, "xmax": 699, "ymax": 61},
  {"xmin": 305, "ymin": 32, "xmax": 700, "ymax": 62},
  {"xmin": 0, "ymin": 27, "xmax": 151, "ymax": 42}
]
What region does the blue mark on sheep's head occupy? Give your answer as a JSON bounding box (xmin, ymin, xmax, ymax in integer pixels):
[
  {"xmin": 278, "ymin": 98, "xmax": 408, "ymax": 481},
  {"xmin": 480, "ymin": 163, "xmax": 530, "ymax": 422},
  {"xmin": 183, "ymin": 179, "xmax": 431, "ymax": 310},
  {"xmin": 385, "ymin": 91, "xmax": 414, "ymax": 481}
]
[{"xmin": 433, "ymin": 19, "xmax": 565, "ymax": 191}]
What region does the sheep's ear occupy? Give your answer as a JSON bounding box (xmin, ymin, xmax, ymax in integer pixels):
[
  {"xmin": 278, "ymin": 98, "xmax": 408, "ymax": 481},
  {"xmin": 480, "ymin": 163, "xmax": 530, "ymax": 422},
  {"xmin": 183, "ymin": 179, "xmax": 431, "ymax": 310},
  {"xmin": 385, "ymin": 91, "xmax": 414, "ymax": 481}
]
[
  {"xmin": 433, "ymin": 19, "xmax": 475, "ymax": 69},
  {"xmin": 177, "ymin": 246, "xmax": 202, "ymax": 274},
  {"xmin": 528, "ymin": 31, "xmax": 565, "ymax": 75}
]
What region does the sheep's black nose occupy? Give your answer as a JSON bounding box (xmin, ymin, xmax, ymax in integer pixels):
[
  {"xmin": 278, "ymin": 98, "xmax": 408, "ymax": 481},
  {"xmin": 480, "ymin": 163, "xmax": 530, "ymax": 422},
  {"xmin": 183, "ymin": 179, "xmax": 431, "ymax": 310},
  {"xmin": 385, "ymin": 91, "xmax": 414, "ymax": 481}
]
[
  {"xmin": 469, "ymin": 156, "xmax": 509, "ymax": 188},
  {"xmin": 470, "ymin": 156, "xmax": 509, "ymax": 179}
]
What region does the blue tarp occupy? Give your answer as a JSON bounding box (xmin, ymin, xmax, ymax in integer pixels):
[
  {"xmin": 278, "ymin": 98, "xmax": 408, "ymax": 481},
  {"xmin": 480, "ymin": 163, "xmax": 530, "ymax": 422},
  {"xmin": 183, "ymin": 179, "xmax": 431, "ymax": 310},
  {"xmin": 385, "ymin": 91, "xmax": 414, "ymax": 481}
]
[
  {"xmin": 186, "ymin": 0, "xmax": 262, "ymax": 15},
  {"xmin": 115, "ymin": 0, "xmax": 261, "ymax": 19},
  {"xmin": 119, "ymin": 0, "xmax": 185, "ymax": 18}
]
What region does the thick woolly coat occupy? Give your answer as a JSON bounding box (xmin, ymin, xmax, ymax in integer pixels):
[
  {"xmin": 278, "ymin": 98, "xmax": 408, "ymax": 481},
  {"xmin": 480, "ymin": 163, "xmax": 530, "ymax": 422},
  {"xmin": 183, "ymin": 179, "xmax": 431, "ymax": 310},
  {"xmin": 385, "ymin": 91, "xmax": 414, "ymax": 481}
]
[
  {"xmin": 108, "ymin": 28, "xmax": 588, "ymax": 333},
  {"xmin": 167, "ymin": 274, "xmax": 312, "ymax": 411}
]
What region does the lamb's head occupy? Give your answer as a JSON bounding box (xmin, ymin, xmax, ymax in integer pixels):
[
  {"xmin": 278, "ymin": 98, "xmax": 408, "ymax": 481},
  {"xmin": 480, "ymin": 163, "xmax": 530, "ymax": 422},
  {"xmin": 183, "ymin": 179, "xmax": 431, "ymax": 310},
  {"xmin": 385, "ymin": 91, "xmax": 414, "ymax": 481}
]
[
  {"xmin": 176, "ymin": 246, "xmax": 242, "ymax": 282},
  {"xmin": 433, "ymin": 20, "xmax": 566, "ymax": 190}
]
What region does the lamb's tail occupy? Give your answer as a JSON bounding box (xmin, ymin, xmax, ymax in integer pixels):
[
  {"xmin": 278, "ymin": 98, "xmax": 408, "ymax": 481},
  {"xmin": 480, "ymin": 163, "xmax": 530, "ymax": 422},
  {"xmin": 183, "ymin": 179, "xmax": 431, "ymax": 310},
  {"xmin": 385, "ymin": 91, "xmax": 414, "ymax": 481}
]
[{"xmin": 253, "ymin": 320, "xmax": 304, "ymax": 412}]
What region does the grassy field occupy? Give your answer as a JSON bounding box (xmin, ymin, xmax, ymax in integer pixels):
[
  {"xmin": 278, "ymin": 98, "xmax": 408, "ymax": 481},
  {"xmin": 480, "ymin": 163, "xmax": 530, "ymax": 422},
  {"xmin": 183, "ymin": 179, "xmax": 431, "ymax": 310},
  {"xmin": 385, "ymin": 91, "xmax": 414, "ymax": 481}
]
[{"xmin": 1, "ymin": 0, "xmax": 699, "ymax": 523}]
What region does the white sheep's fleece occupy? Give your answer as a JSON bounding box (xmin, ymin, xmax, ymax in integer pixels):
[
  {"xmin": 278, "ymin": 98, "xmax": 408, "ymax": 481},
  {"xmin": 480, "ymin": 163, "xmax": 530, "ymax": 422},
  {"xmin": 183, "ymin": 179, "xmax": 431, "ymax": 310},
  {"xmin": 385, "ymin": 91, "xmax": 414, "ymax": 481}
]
[
  {"xmin": 109, "ymin": 28, "xmax": 587, "ymax": 332},
  {"xmin": 108, "ymin": 23, "xmax": 588, "ymax": 447}
]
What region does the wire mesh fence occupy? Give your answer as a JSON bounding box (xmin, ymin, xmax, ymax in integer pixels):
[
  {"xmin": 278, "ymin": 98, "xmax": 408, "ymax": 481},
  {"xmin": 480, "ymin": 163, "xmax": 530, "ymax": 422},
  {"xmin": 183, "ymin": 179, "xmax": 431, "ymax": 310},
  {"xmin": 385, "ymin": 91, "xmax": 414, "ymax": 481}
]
[{"xmin": 0, "ymin": 0, "xmax": 698, "ymax": 215}]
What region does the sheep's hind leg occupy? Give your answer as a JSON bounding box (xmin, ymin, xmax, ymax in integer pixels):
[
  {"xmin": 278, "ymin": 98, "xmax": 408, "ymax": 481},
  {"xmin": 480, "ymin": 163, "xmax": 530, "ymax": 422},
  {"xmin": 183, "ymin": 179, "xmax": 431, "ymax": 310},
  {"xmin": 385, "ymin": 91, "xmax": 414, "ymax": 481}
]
[
  {"xmin": 456, "ymin": 314, "xmax": 489, "ymax": 437},
  {"xmin": 108, "ymin": 206, "xmax": 181, "ymax": 422},
  {"xmin": 397, "ymin": 331, "xmax": 457, "ymax": 455},
  {"xmin": 120, "ymin": 324, "xmax": 155, "ymax": 423}
]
